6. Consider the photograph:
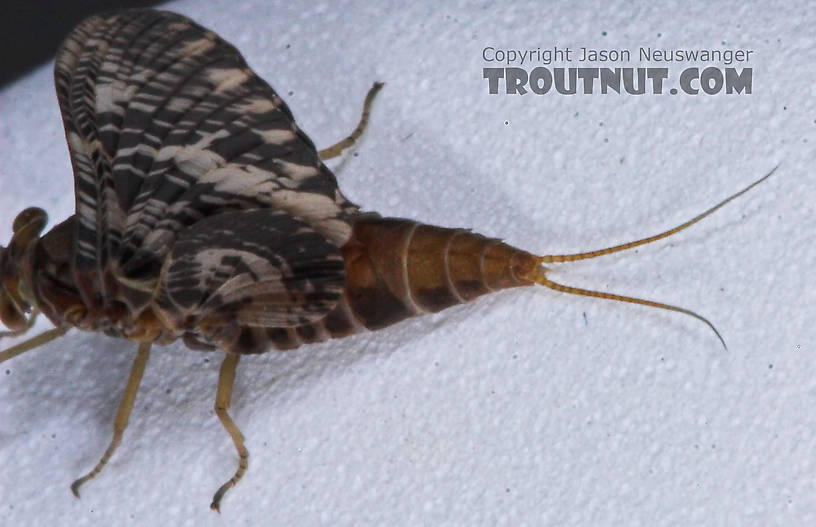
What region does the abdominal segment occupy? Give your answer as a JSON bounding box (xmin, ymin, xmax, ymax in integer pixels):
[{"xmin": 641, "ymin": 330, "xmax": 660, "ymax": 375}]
[{"xmin": 223, "ymin": 216, "xmax": 540, "ymax": 354}]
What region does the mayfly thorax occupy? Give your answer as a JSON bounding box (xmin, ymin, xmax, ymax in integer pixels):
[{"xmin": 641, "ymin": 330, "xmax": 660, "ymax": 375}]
[{"xmin": 0, "ymin": 9, "xmax": 775, "ymax": 512}]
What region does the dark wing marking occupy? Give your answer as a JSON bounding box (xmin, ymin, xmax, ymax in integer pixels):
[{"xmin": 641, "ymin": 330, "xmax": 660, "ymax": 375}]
[
  {"xmin": 154, "ymin": 209, "xmax": 345, "ymax": 334},
  {"xmin": 53, "ymin": 9, "xmax": 356, "ymax": 313}
]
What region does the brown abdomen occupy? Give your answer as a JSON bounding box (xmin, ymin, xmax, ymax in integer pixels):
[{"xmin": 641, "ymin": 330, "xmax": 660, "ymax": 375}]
[
  {"xmin": 337, "ymin": 216, "xmax": 539, "ymax": 332},
  {"xmin": 194, "ymin": 216, "xmax": 541, "ymax": 354}
]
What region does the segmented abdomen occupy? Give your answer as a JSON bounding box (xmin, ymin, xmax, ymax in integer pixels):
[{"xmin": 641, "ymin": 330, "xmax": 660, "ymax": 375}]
[
  {"xmin": 342, "ymin": 216, "xmax": 540, "ymax": 325},
  {"xmin": 227, "ymin": 216, "xmax": 540, "ymax": 353}
]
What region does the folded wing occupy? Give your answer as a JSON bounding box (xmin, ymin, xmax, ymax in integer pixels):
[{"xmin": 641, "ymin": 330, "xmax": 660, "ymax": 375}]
[{"xmin": 53, "ymin": 9, "xmax": 356, "ymax": 315}]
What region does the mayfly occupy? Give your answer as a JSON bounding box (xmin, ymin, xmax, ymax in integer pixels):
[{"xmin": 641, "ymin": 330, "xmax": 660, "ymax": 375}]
[{"xmin": 0, "ymin": 9, "xmax": 774, "ymax": 511}]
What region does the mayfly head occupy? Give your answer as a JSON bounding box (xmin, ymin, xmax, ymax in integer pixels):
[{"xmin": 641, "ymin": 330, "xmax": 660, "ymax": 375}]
[{"xmin": 1, "ymin": 207, "xmax": 47, "ymax": 331}]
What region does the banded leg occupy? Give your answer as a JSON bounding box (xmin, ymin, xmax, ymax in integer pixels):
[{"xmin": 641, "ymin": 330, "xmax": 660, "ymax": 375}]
[
  {"xmin": 210, "ymin": 353, "xmax": 247, "ymax": 512},
  {"xmin": 71, "ymin": 342, "xmax": 151, "ymax": 497},
  {"xmin": 318, "ymin": 81, "xmax": 384, "ymax": 160}
]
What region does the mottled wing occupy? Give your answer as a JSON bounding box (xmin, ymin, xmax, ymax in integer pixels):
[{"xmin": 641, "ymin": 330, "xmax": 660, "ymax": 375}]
[
  {"xmin": 53, "ymin": 9, "xmax": 356, "ymax": 314},
  {"xmin": 154, "ymin": 209, "xmax": 345, "ymax": 333}
]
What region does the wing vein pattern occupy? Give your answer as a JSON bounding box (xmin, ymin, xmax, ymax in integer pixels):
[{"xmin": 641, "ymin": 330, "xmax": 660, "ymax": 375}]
[{"xmin": 53, "ymin": 9, "xmax": 352, "ymax": 333}]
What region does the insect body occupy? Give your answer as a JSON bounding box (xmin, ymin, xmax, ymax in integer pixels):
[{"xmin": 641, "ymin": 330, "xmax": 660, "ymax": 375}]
[{"xmin": 0, "ymin": 9, "xmax": 774, "ymax": 511}]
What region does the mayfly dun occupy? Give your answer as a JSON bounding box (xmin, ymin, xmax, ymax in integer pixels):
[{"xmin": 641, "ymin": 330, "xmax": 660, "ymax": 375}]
[{"xmin": 0, "ymin": 9, "xmax": 775, "ymax": 511}]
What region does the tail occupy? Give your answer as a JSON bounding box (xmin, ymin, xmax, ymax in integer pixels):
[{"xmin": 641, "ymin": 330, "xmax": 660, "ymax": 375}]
[
  {"xmin": 532, "ymin": 268, "xmax": 726, "ymax": 349},
  {"xmin": 526, "ymin": 167, "xmax": 778, "ymax": 349},
  {"xmin": 540, "ymin": 166, "xmax": 777, "ymax": 263}
]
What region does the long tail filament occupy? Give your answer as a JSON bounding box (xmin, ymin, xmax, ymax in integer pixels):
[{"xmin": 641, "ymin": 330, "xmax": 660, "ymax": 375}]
[
  {"xmin": 540, "ymin": 166, "xmax": 776, "ymax": 263},
  {"xmin": 531, "ymin": 167, "xmax": 778, "ymax": 349}
]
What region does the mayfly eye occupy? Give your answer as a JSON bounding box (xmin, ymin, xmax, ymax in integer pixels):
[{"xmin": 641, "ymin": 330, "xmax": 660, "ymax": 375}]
[{"xmin": 12, "ymin": 207, "xmax": 47, "ymax": 235}]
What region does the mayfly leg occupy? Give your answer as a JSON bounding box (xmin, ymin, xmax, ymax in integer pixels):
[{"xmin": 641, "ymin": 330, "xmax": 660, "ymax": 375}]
[
  {"xmin": 318, "ymin": 81, "xmax": 384, "ymax": 160},
  {"xmin": 210, "ymin": 352, "xmax": 247, "ymax": 513},
  {"xmin": 0, "ymin": 326, "xmax": 67, "ymax": 363},
  {"xmin": 71, "ymin": 342, "xmax": 151, "ymax": 497}
]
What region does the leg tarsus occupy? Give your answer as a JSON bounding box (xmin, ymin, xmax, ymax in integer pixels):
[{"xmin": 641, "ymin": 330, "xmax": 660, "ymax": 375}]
[
  {"xmin": 210, "ymin": 353, "xmax": 247, "ymax": 513},
  {"xmin": 71, "ymin": 342, "xmax": 151, "ymax": 497},
  {"xmin": 319, "ymin": 81, "xmax": 384, "ymax": 160}
]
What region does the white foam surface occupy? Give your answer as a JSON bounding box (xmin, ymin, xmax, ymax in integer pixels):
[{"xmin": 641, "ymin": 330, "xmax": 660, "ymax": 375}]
[{"xmin": 1, "ymin": 1, "xmax": 814, "ymax": 525}]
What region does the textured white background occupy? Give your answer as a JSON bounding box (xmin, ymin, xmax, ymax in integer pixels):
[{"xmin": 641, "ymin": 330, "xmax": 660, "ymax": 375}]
[{"xmin": 1, "ymin": 1, "xmax": 814, "ymax": 525}]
